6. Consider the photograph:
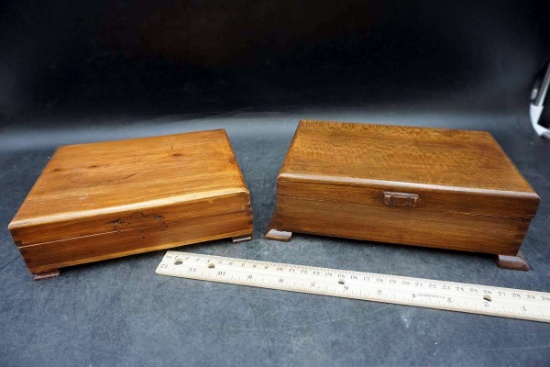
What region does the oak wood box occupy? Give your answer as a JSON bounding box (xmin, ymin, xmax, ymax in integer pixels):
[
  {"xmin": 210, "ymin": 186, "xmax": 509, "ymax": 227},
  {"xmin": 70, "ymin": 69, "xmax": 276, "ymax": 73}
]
[
  {"xmin": 266, "ymin": 121, "xmax": 540, "ymax": 270},
  {"xmin": 9, "ymin": 130, "xmax": 253, "ymax": 279}
]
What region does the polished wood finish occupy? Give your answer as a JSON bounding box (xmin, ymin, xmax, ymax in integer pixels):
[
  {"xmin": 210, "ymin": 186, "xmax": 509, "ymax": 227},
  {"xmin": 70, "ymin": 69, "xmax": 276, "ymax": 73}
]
[
  {"xmin": 9, "ymin": 130, "xmax": 253, "ymax": 277},
  {"xmin": 266, "ymin": 120, "xmax": 540, "ymax": 269}
]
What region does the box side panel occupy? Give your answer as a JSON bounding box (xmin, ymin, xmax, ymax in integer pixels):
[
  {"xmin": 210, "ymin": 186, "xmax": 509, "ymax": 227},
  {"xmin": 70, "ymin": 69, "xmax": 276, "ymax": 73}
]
[
  {"xmin": 10, "ymin": 191, "xmax": 250, "ymax": 246},
  {"xmin": 219, "ymin": 129, "xmax": 251, "ymax": 192},
  {"xmin": 19, "ymin": 210, "xmax": 253, "ymax": 274},
  {"xmin": 275, "ymin": 195, "xmax": 529, "ymax": 256}
]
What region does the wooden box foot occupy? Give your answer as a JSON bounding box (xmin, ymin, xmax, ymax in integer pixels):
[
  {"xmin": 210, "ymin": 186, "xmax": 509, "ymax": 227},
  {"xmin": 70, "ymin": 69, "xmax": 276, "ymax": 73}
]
[
  {"xmin": 232, "ymin": 235, "xmax": 253, "ymax": 243},
  {"xmin": 495, "ymin": 252, "xmax": 529, "ymax": 271},
  {"xmin": 34, "ymin": 270, "xmax": 60, "ymax": 280},
  {"xmin": 264, "ymin": 214, "xmax": 292, "ymax": 242}
]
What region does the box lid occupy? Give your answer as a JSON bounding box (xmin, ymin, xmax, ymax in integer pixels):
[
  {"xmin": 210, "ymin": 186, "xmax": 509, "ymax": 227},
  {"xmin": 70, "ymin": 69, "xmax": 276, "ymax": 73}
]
[
  {"xmin": 9, "ymin": 130, "xmax": 250, "ymax": 246},
  {"xmin": 278, "ymin": 120, "xmax": 540, "ymax": 219}
]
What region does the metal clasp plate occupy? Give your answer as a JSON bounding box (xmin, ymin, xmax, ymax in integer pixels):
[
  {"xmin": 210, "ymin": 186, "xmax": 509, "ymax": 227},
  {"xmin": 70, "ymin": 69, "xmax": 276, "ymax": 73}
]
[{"xmin": 383, "ymin": 192, "xmax": 419, "ymax": 208}]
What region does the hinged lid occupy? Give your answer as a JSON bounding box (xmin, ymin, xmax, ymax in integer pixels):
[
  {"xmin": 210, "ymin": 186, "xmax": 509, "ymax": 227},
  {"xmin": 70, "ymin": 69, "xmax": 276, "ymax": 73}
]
[
  {"xmin": 277, "ymin": 120, "xmax": 540, "ymax": 220},
  {"xmin": 9, "ymin": 130, "xmax": 250, "ymax": 246}
]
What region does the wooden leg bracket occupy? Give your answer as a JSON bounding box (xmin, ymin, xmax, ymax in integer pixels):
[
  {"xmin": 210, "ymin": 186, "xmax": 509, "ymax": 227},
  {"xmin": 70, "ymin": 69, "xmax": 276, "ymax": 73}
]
[
  {"xmin": 232, "ymin": 235, "xmax": 253, "ymax": 243},
  {"xmin": 495, "ymin": 252, "xmax": 529, "ymax": 271},
  {"xmin": 33, "ymin": 269, "xmax": 61, "ymax": 280},
  {"xmin": 264, "ymin": 213, "xmax": 292, "ymax": 242}
]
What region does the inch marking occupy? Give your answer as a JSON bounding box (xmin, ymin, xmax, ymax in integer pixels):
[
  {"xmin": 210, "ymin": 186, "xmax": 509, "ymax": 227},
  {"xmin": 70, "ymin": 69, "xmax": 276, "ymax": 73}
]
[{"xmin": 156, "ymin": 251, "xmax": 550, "ymax": 323}]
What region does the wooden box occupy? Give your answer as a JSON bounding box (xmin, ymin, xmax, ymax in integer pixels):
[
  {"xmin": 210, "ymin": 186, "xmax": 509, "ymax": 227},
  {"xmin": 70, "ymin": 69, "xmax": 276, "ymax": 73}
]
[
  {"xmin": 265, "ymin": 120, "xmax": 540, "ymax": 270},
  {"xmin": 9, "ymin": 130, "xmax": 253, "ymax": 279}
]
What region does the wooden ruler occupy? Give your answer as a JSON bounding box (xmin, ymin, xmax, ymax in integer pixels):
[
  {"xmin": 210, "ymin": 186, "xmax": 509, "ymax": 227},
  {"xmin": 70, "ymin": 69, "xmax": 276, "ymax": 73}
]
[{"xmin": 156, "ymin": 251, "xmax": 550, "ymax": 323}]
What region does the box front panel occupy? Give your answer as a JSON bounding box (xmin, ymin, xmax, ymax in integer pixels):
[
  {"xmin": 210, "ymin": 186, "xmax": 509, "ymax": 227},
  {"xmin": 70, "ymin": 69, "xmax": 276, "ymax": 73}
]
[
  {"xmin": 20, "ymin": 209, "xmax": 253, "ymax": 274},
  {"xmin": 11, "ymin": 192, "xmax": 251, "ymax": 247},
  {"xmin": 277, "ymin": 178, "xmax": 539, "ymax": 220},
  {"xmin": 275, "ymin": 194, "xmax": 526, "ymax": 256}
]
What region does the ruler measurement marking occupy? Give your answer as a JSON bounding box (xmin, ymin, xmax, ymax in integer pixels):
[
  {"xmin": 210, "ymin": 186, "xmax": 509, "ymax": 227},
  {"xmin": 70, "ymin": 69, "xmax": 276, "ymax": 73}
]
[{"xmin": 157, "ymin": 251, "xmax": 550, "ymax": 323}]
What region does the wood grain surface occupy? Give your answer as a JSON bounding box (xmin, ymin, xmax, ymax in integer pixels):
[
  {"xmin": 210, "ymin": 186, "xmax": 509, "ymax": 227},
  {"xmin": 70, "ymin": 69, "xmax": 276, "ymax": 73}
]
[
  {"xmin": 267, "ymin": 121, "xmax": 540, "ymax": 269},
  {"xmin": 281, "ymin": 121, "xmax": 537, "ymax": 192},
  {"xmin": 9, "ymin": 129, "xmax": 253, "ymax": 276}
]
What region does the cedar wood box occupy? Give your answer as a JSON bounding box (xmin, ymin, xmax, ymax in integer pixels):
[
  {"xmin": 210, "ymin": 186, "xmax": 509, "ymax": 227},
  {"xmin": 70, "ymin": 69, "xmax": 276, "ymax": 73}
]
[{"xmin": 9, "ymin": 130, "xmax": 253, "ymax": 279}]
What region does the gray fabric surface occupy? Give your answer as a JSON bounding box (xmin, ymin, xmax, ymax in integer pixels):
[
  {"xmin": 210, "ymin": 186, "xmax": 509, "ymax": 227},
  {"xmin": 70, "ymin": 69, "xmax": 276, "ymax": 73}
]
[{"xmin": 1, "ymin": 113, "xmax": 549, "ymax": 366}]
